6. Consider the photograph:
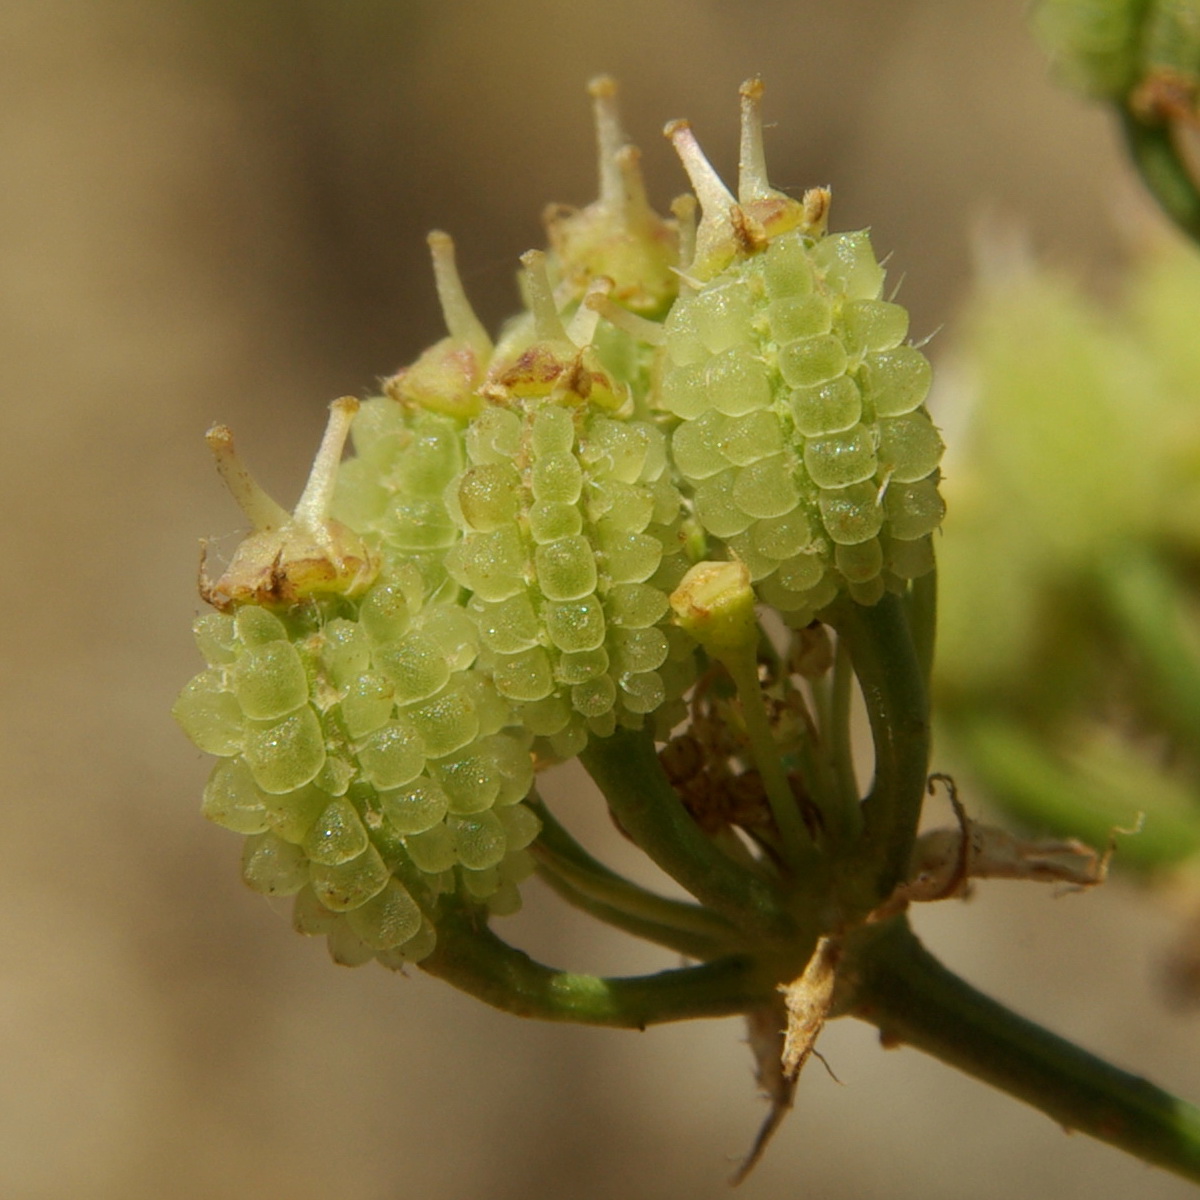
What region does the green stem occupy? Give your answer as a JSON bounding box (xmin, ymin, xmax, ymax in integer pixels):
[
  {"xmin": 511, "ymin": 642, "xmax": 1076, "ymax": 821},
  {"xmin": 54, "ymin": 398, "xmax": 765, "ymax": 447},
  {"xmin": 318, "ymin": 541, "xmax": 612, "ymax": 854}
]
[
  {"xmin": 528, "ymin": 796, "xmax": 740, "ymax": 957},
  {"xmin": 580, "ymin": 729, "xmax": 798, "ymax": 944},
  {"xmin": 793, "ymin": 664, "xmax": 852, "ymax": 842},
  {"xmin": 1118, "ymin": 105, "xmax": 1200, "ymax": 245},
  {"xmin": 846, "ymin": 917, "xmax": 1200, "ymax": 1185},
  {"xmin": 906, "ymin": 565, "xmax": 938, "ymax": 696},
  {"xmin": 829, "ymin": 636, "xmax": 863, "ymax": 823},
  {"xmin": 827, "ymin": 593, "xmax": 931, "ymax": 906},
  {"xmin": 421, "ymin": 900, "xmax": 767, "ymax": 1026},
  {"xmin": 725, "ymin": 653, "xmax": 812, "ymax": 866},
  {"xmin": 534, "ymin": 866, "xmax": 727, "ymax": 960}
]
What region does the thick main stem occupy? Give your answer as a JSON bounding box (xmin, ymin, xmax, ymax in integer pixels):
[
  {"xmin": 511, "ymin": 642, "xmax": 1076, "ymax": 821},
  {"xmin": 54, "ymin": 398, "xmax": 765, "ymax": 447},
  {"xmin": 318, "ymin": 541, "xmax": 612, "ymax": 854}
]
[{"xmin": 845, "ymin": 917, "xmax": 1200, "ymax": 1185}]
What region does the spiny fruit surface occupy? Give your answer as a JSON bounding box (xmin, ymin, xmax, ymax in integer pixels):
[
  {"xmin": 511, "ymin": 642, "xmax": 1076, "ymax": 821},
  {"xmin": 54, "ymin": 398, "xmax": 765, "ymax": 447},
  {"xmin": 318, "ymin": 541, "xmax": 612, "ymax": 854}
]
[
  {"xmin": 180, "ymin": 392, "xmax": 544, "ymax": 969},
  {"xmin": 659, "ymin": 228, "xmax": 943, "ymax": 619},
  {"xmin": 445, "ymin": 397, "xmax": 695, "ymax": 753}
]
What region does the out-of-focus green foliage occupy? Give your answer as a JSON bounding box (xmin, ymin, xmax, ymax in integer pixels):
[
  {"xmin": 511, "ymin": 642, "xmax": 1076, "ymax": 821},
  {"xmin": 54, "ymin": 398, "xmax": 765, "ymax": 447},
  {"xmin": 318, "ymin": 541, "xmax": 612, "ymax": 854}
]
[
  {"xmin": 1035, "ymin": 0, "xmax": 1200, "ymax": 101},
  {"xmin": 1034, "ymin": 0, "xmax": 1155, "ymax": 98},
  {"xmin": 937, "ymin": 234, "xmax": 1200, "ymax": 874}
]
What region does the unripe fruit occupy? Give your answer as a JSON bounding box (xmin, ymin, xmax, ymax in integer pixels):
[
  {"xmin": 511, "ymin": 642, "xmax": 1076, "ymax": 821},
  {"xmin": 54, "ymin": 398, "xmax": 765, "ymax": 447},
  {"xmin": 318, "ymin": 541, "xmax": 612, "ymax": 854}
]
[
  {"xmin": 177, "ymin": 81, "xmax": 689, "ymax": 967},
  {"xmin": 179, "ymin": 76, "xmax": 941, "ymax": 975},
  {"xmin": 178, "ymin": 394, "xmax": 542, "ymax": 969},
  {"xmin": 445, "ymin": 252, "xmax": 696, "ymax": 755},
  {"xmin": 658, "ymin": 80, "xmax": 944, "ymax": 624}
]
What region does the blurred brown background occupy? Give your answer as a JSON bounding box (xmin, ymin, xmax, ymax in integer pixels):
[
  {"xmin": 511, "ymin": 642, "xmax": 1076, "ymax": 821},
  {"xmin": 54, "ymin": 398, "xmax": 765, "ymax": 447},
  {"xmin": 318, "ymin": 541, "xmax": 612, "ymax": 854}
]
[{"xmin": 2, "ymin": 2, "xmax": 1197, "ymax": 1197}]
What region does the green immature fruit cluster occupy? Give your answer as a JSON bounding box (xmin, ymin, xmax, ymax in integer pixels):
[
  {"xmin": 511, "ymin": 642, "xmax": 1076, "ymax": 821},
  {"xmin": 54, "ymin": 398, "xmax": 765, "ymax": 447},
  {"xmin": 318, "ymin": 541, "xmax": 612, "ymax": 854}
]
[
  {"xmin": 657, "ymin": 82, "xmax": 944, "ymax": 625},
  {"xmin": 177, "ymin": 404, "xmax": 541, "ymax": 968},
  {"xmin": 177, "ymin": 77, "xmax": 944, "ymax": 969},
  {"xmin": 443, "ymin": 254, "xmax": 694, "ymax": 757},
  {"xmin": 176, "ymin": 81, "xmax": 690, "ymax": 968}
]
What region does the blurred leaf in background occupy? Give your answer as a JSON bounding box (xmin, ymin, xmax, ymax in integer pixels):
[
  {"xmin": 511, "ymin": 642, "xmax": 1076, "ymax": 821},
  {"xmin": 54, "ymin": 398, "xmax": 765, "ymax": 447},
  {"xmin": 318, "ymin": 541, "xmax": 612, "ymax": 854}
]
[{"xmin": 937, "ymin": 230, "xmax": 1200, "ymax": 976}]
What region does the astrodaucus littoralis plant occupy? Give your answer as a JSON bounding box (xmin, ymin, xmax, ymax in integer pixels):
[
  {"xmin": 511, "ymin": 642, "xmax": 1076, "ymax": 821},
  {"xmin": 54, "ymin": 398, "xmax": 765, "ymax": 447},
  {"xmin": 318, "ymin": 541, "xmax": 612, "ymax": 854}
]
[{"xmin": 175, "ymin": 65, "xmax": 1200, "ymax": 1184}]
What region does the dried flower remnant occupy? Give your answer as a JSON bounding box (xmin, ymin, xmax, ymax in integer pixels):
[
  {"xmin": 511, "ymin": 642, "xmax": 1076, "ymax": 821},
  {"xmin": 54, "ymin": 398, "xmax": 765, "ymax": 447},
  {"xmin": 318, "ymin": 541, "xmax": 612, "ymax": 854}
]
[{"xmin": 200, "ymin": 398, "xmax": 378, "ymax": 611}]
